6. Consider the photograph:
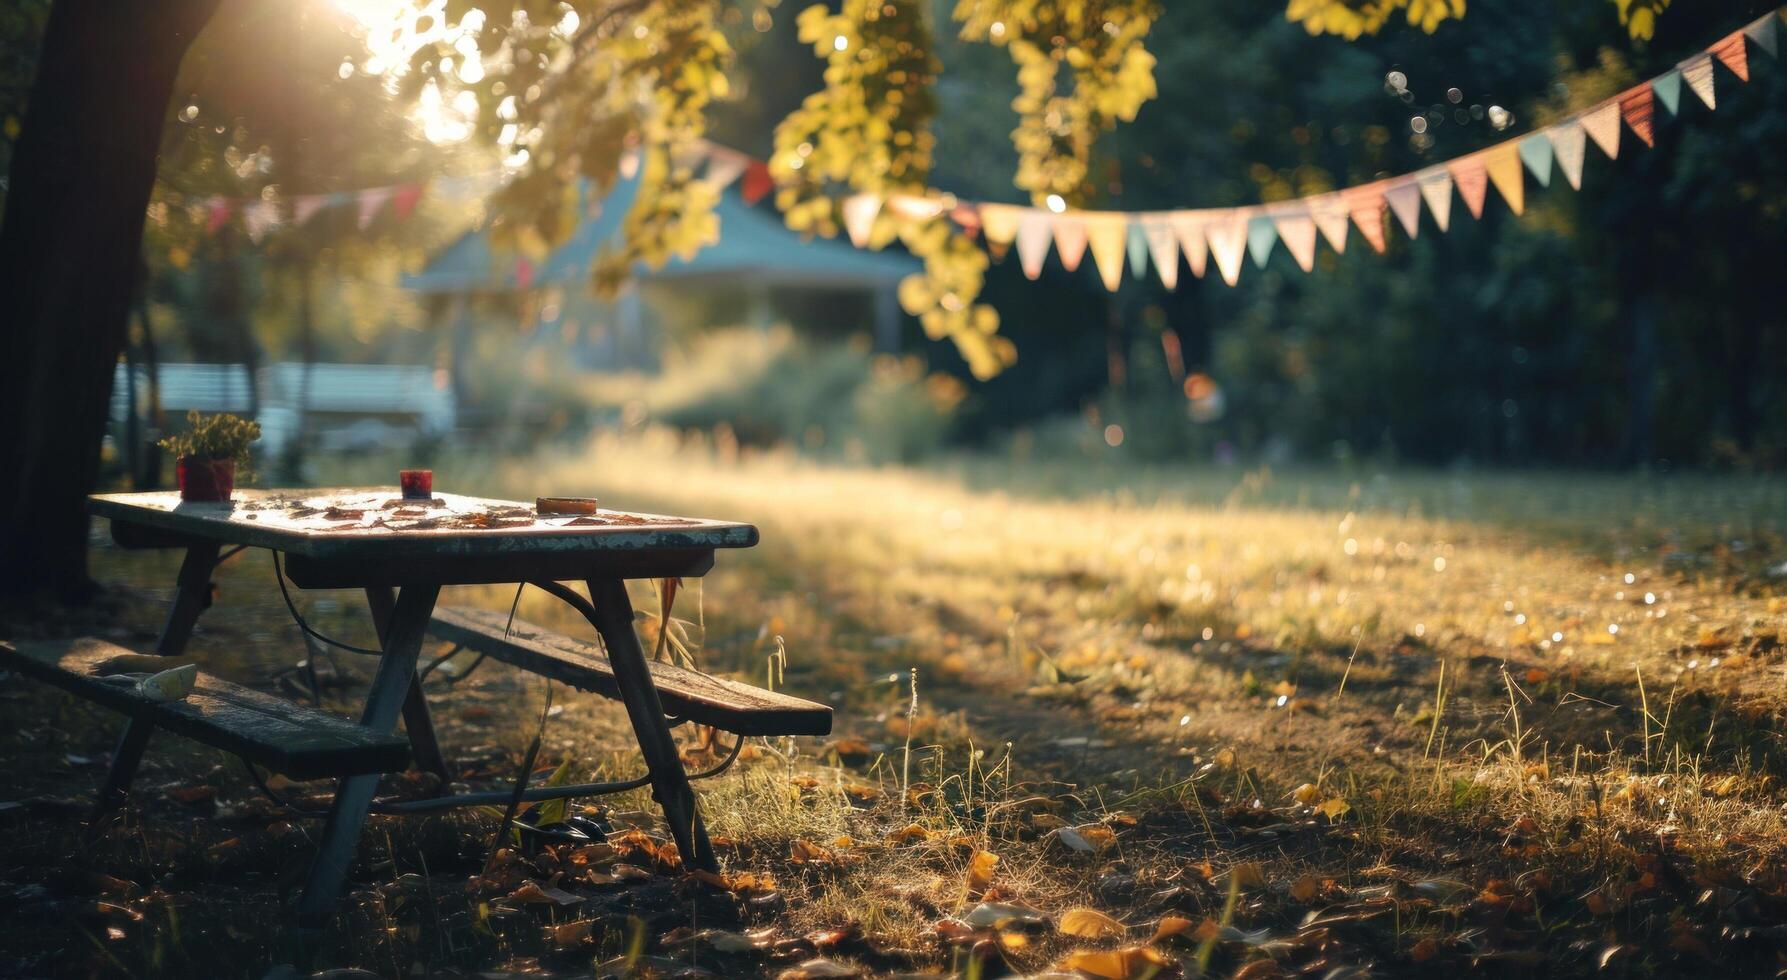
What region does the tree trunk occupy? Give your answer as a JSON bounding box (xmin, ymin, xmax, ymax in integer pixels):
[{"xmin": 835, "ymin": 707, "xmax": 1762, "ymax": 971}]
[{"xmin": 0, "ymin": 0, "xmax": 220, "ymax": 598}]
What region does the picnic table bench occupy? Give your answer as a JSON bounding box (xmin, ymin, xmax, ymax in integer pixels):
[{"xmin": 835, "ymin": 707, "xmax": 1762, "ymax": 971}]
[{"xmin": 0, "ymin": 488, "xmax": 830, "ymax": 932}]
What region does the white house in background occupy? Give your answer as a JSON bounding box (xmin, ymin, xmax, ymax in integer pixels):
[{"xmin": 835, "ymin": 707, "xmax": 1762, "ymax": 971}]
[{"xmin": 111, "ymin": 362, "xmax": 455, "ymax": 458}]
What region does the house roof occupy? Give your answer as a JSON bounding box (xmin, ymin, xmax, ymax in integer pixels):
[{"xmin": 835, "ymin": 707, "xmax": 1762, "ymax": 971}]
[{"xmin": 403, "ymin": 176, "xmax": 920, "ymax": 294}]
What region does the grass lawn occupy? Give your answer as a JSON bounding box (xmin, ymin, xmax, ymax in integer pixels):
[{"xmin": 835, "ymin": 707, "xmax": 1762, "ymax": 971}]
[{"xmin": 3, "ymin": 433, "xmax": 1785, "ymax": 977}]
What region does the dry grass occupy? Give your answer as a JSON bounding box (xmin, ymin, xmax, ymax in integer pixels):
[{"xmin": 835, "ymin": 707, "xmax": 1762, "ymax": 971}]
[{"xmin": 4, "ymin": 433, "xmax": 1785, "ymax": 976}]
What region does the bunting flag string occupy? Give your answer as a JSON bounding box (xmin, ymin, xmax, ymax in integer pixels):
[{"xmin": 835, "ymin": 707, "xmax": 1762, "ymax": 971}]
[{"xmin": 144, "ymin": 8, "xmax": 1783, "ymax": 294}]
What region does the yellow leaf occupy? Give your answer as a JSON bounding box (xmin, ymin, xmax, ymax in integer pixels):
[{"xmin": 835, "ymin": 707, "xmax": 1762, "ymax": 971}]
[
  {"xmin": 887, "ymin": 823, "xmax": 930, "ymax": 844},
  {"xmin": 1225, "ymin": 862, "xmax": 1266, "ymax": 889},
  {"xmin": 967, "ymin": 849, "xmax": 999, "ymax": 893},
  {"xmin": 1061, "ymin": 946, "xmax": 1173, "ymax": 980},
  {"xmin": 1150, "ymin": 915, "xmax": 1194, "ymax": 942},
  {"xmin": 1059, "ymin": 907, "xmax": 1128, "ymax": 940},
  {"xmin": 1316, "ymin": 797, "xmax": 1352, "ymax": 822},
  {"xmin": 1291, "ymin": 783, "xmax": 1321, "ymax": 805},
  {"xmin": 1290, "ymin": 875, "xmax": 1320, "ymax": 902}
]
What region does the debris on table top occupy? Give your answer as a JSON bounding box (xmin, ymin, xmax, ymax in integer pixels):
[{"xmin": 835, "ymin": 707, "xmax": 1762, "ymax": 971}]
[{"xmin": 230, "ymin": 490, "xmax": 683, "ymax": 534}]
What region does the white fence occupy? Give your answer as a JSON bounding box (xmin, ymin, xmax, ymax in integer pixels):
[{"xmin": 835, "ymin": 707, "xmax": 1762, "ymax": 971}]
[{"xmin": 112, "ymin": 362, "xmax": 455, "ymax": 457}]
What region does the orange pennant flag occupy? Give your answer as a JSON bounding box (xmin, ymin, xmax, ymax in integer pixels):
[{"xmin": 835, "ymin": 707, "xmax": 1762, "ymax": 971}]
[
  {"xmin": 1344, "ymin": 186, "xmax": 1388, "ymax": 253},
  {"xmin": 1483, "ymin": 143, "xmax": 1525, "ymax": 216},
  {"xmin": 1448, "ymin": 156, "xmax": 1490, "ymax": 220},
  {"xmin": 1580, "ymin": 100, "xmax": 1622, "ymax": 160},
  {"xmin": 1052, "ymin": 215, "xmax": 1088, "ymax": 273},
  {"xmin": 1618, "ymin": 84, "xmax": 1655, "ymax": 147},
  {"xmin": 1272, "ymin": 209, "xmax": 1319, "ymax": 272},
  {"xmin": 1205, "ymin": 211, "xmax": 1250, "ymax": 286},
  {"xmin": 1084, "ymin": 212, "xmax": 1129, "ymax": 292},
  {"xmin": 1711, "ymin": 29, "xmax": 1750, "ymax": 82},
  {"xmin": 1309, "ymin": 195, "xmax": 1350, "ymax": 255},
  {"xmin": 1169, "ymin": 213, "xmax": 1209, "ymax": 278}
]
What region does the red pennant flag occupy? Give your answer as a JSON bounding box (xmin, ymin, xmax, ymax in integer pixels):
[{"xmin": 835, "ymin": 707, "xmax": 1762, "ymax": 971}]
[
  {"xmin": 1711, "ymin": 30, "xmax": 1749, "ymax": 82},
  {"xmin": 391, "ymin": 182, "xmax": 425, "ymax": 221},
  {"xmin": 741, "ymin": 161, "xmax": 773, "ymax": 205},
  {"xmin": 205, "ymin": 197, "xmax": 233, "ymax": 235},
  {"xmin": 950, "ymin": 202, "xmax": 981, "ymax": 240},
  {"xmin": 1344, "ymin": 185, "xmax": 1388, "ymax": 254},
  {"xmin": 514, "ymin": 256, "xmax": 535, "ymax": 290},
  {"xmin": 1448, "ymin": 155, "xmax": 1490, "ymax": 219},
  {"xmin": 1618, "ymin": 84, "xmax": 1655, "ymax": 147}
]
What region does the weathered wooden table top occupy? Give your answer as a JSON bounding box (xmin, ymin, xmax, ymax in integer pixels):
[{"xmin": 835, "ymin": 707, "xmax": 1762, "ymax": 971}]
[{"xmin": 89, "ymin": 489, "xmax": 758, "ymax": 559}]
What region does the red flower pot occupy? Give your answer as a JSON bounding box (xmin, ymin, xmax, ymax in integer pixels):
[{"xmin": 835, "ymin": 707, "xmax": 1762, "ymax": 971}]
[{"xmin": 177, "ymin": 456, "xmax": 235, "ymax": 502}]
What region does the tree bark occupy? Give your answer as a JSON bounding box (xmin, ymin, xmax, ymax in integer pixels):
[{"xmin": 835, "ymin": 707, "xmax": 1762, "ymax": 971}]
[{"xmin": 0, "ymin": 0, "xmax": 220, "ymax": 598}]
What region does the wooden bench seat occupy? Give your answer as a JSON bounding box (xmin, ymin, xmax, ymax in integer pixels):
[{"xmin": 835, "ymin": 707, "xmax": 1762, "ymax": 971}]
[
  {"xmin": 428, "ymin": 606, "xmax": 832, "ymax": 737},
  {"xmin": 0, "ymin": 637, "xmax": 411, "ymax": 780}
]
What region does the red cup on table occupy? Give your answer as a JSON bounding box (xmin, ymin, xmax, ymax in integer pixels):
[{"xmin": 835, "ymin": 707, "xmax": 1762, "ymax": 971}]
[{"xmin": 399, "ymin": 469, "xmax": 433, "ymax": 500}]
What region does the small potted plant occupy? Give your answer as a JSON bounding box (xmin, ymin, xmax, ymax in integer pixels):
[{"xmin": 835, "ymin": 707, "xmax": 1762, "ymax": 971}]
[{"xmin": 159, "ymin": 411, "xmax": 261, "ymax": 502}]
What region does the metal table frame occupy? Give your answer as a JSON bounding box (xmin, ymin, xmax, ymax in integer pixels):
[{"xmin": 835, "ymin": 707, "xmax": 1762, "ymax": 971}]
[{"xmin": 88, "ymin": 490, "xmax": 758, "ymax": 929}]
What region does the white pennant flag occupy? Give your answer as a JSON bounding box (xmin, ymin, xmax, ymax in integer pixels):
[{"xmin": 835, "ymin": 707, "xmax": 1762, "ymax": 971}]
[
  {"xmin": 1580, "ymin": 100, "xmax": 1622, "ymax": 160},
  {"xmin": 357, "ymin": 186, "xmax": 394, "ymax": 228},
  {"xmin": 1205, "ymin": 211, "xmax": 1250, "ymax": 287},
  {"xmin": 1168, "ymin": 213, "xmax": 1209, "ymax": 278},
  {"xmin": 1680, "ymin": 51, "xmax": 1717, "ymax": 110},
  {"xmin": 1383, "ymin": 179, "xmax": 1423, "ymax": 239},
  {"xmin": 1140, "ymin": 215, "xmax": 1180, "ymax": 289},
  {"xmin": 292, "ymin": 194, "xmax": 331, "ymax": 226},
  {"xmin": 1548, "ymin": 120, "xmax": 1588, "ymax": 190},
  {"xmin": 1015, "ymin": 210, "xmax": 1053, "ymax": 280},
  {"xmin": 841, "ymin": 193, "xmax": 881, "ymax": 248},
  {"xmin": 1309, "ymin": 195, "xmax": 1350, "ymax": 255},
  {"xmin": 701, "ymin": 147, "xmax": 751, "ymax": 191},
  {"xmin": 1416, "ymin": 169, "xmax": 1454, "ymax": 232},
  {"xmin": 1272, "ymin": 209, "xmax": 1319, "ymax": 272}
]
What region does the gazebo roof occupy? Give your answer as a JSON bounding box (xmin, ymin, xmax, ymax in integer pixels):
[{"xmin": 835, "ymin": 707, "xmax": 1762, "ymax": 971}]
[{"xmin": 404, "ymin": 176, "xmax": 919, "ymax": 294}]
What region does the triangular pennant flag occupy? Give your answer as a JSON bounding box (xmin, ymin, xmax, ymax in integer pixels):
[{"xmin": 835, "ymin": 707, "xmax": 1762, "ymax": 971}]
[
  {"xmin": 1140, "ymin": 215, "xmax": 1180, "ymax": 289},
  {"xmin": 1052, "ymin": 214, "xmax": 1088, "ymax": 273},
  {"xmin": 391, "ymin": 182, "xmax": 425, "ymax": 221},
  {"xmin": 741, "ymin": 160, "xmax": 774, "ymax": 205},
  {"xmin": 1272, "ymin": 210, "xmax": 1319, "ymax": 272},
  {"xmin": 1744, "ymin": 12, "xmax": 1778, "ymax": 58},
  {"xmin": 1246, "ymin": 213, "xmax": 1278, "ymax": 269},
  {"xmin": 1652, "ymin": 69, "xmax": 1683, "ymax": 116},
  {"xmin": 292, "ymin": 194, "xmax": 330, "ymax": 226},
  {"xmin": 841, "ymin": 193, "xmax": 881, "ymax": 248},
  {"xmin": 1345, "ymin": 187, "xmax": 1388, "ymax": 253},
  {"xmin": 1517, "ymin": 134, "xmax": 1554, "ymax": 188},
  {"xmin": 978, "ymin": 204, "xmax": 1023, "ymax": 258},
  {"xmin": 1580, "ymin": 100, "xmax": 1622, "ymax": 160},
  {"xmin": 1309, "ymin": 196, "xmax": 1350, "ymax": 254},
  {"xmin": 1448, "ymin": 155, "xmax": 1489, "ymax": 219},
  {"xmin": 1383, "ymin": 180, "xmax": 1423, "ymax": 238},
  {"xmin": 1619, "ymin": 84, "xmax": 1655, "ymax": 147},
  {"xmin": 1711, "ymin": 29, "xmax": 1749, "ymax": 82},
  {"xmin": 1483, "ymin": 143, "xmax": 1525, "ymax": 215},
  {"xmin": 357, "ymin": 186, "xmax": 393, "ymax": 228},
  {"xmin": 950, "ymin": 202, "xmax": 981, "ymax": 240},
  {"xmin": 886, "ymin": 194, "xmax": 946, "ymax": 222},
  {"xmin": 1680, "ymin": 52, "xmax": 1717, "ymax": 110},
  {"xmin": 1016, "ymin": 210, "xmax": 1053, "ymax": 280},
  {"xmin": 1205, "ymin": 211, "xmax": 1250, "ymax": 286},
  {"xmin": 242, "ymin": 200, "xmax": 281, "ymax": 243},
  {"xmin": 205, "ymin": 197, "xmax": 233, "ymax": 235},
  {"xmin": 1549, "ymin": 121, "xmax": 1587, "ymax": 190},
  {"xmin": 1084, "ymin": 212, "xmax": 1129, "ymax": 291},
  {"xmin": 701, "ymin": 147, "xmax": 751, "ymax": 191},
  {"xmin": 1126, "ymin": 219, "xmax": 1149, "ymax": 278},
  {"xmin": 1169, "ymin": 213, "xmax": 1209, "ymax": 278},
  {"xmin": 1417, "ymin": 169, "xmax": 1454, "ymax": 232}
]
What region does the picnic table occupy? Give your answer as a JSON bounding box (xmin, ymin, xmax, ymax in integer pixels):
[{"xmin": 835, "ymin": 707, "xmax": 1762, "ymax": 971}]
[{"xmin": 0, "ymin": 488, "xmax": 830, "ymax": 930}]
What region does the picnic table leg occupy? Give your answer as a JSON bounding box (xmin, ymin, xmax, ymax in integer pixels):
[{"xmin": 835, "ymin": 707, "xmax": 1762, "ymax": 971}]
[
  {"xmin": 155, "ymin": 541, "xmax": 221, "ymax": 656},
  {"xmin": 88, "ymin": 717, "xmax": 154, "ymax": 827},
  {"xmin": 584, "ymin": 578, "xmax": 719, "ymax": 873},
  {"xmin": 295, "ymin": 582, "xmax": 441, "ymax": 930},
  {"xmin": 365, "ymin": 586, "xmax": 453, "ymax": 787}
]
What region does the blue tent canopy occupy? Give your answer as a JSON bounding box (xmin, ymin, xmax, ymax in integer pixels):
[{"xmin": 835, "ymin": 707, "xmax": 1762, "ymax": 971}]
[{"xmin": 404, "ymin": 176, "xmax": 919, "ymax": 294}]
